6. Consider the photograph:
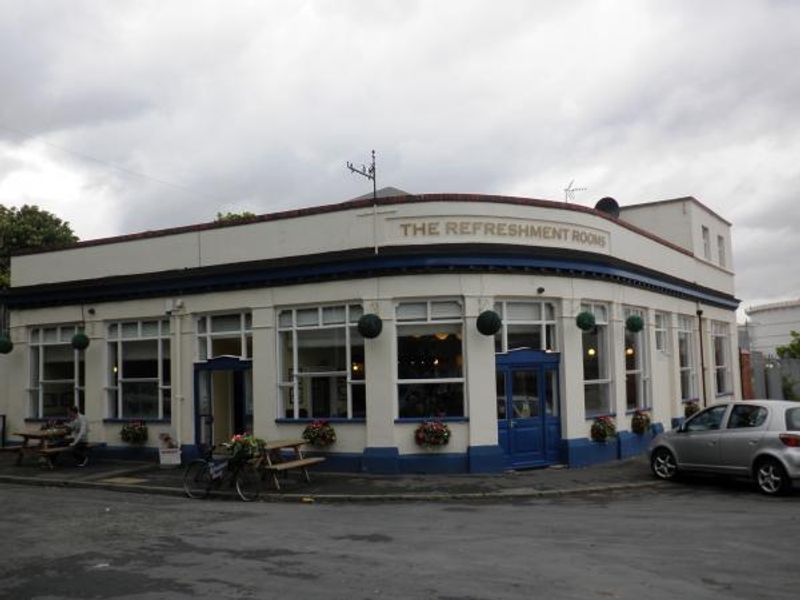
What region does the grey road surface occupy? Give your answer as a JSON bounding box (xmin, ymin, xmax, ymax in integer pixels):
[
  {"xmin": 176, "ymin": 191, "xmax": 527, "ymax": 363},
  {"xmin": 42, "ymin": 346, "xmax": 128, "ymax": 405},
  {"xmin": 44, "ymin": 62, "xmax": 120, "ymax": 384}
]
[{"xmin": 0, "ymin": 482, "xmax": 796, "ymax": 600}]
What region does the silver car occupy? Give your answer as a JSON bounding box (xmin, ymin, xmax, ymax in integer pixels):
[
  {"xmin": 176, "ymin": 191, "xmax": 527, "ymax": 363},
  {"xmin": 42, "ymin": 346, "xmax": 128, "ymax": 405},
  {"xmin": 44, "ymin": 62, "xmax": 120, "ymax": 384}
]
[{"xmin": 649, "ymin": 400, "xmax": 800, "ymax": 495}]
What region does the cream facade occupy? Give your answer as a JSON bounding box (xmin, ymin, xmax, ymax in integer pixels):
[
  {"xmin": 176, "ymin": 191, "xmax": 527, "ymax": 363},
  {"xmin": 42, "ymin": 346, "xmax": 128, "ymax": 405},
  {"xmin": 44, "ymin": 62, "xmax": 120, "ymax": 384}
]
[{"xmin": 0, "ymin": 194, "xmax": 741, "ymax": 471}]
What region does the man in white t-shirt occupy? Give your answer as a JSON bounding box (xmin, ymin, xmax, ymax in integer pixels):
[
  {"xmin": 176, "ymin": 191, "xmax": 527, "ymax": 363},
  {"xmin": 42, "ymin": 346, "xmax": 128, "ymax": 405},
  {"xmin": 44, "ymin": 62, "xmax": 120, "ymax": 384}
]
[{"xmin": 66, "ymin": 406, "xmax": 90, "ymax": 467}]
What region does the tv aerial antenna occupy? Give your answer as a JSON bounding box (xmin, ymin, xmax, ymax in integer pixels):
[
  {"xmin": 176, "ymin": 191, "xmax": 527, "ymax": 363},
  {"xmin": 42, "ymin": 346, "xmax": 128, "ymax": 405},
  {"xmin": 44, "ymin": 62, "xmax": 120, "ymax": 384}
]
[
  {"xmin": 346, "ymin": 150, "xmax": 380, "ymax": 254},
  {"xmin": 564, "ymin": 179, "xmax": 587, "ymax": 203}
]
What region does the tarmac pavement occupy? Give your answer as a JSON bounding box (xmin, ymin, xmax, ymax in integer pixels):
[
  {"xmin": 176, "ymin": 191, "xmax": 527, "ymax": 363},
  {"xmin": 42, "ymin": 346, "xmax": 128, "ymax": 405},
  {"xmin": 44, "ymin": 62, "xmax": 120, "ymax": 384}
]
[{"xmin": 0, "ymin": 449, "xmax": 662, "ymax": 502}]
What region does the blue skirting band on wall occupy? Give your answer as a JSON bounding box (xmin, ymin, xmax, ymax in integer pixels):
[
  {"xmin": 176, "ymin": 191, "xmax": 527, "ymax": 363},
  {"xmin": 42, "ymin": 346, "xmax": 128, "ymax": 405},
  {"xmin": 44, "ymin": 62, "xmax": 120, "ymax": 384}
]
[
  {"xmin": 467, "ymin": 445, "xmax": 505, "ymax": 473},
  {"xmin": 618, "ymin": 431, "xmax": 655, "ymax": 459},
  {"xmin": 563, "ymin": 422, "xmax": 663, "ymax": 467},
  {"xmin": 362, "ymin": 447, "xmax": 400, "ymax": 474}
]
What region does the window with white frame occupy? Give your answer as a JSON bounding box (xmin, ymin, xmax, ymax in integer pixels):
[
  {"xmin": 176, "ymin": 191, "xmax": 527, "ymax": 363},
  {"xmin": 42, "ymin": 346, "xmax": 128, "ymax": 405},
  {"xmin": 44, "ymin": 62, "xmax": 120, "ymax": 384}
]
[
  {"xmin": 677, "ymin": 315, "xmax": 697, "ymax": 401},
  {"xmin": 717, "ymin": 235, "xmax": 726, "ymax": 268},
  {"xmin": 654, "ymin": 312, "xmax": 668, "ymax": 352},
  {"xmin": 396, "ymin": 300, "xmax": 464, "ymax": 418},
  {"xmin": 278, "ymin": 304, "xmax": 365, "ymax": 420},
  {"xmin": 624, "ymin": 307, "xmax": 650, "ymax": 411},
  {"xmin": 29, "ymin": 325, "xmax": 85, "ymax": 419},
  {"xmin": 702, "ymin": 226, "xmax": 711, "ymax": 260},
  {"xmin": 582, "ymin": 303, "xmax": 611, "ymax": 417},
  {"xmin": 107, "ymin": 320, "xmax": 171, "ymax": 420},
  {"xmin": 712, "ymin": 320, "xmax": 732, "ymax": 396},
  {"xmin": 493, "ymin": 300, "xmax": 557, "ymax": 353},
  {"xmin": 197, "ymin": 312, "xmax": 252, "ymax": 360}
]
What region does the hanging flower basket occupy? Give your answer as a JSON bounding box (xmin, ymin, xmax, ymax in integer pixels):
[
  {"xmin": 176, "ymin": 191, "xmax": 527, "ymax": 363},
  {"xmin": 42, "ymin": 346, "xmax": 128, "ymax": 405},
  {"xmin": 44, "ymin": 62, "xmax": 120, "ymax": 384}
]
[
  {"xmin": 120, "ymin": 421, "xmax": 148, "ymax": 444},
  {"xmin": 625, "ymin": 315, "xmax": 644, "ymax": 333},
  {"xmin": 414, "ymin": 420, "xmax": 451, "ymax": 447},
  {"xmin": 357, "ymin": 314, "xmax": 383, "ymax": 339},
  {"xmin": 0, "ymin": 334, "xmax": 13, "ymax": 354},
  {"xmin": 684, "ymin": 401, "xmax": 700, "ymax": 418},
  {"xmin": 302, "ymin": 420, "xmax": 337, "ymax": 447},
  {"xmin": 576, "ymin": 311, "xmax": 596, "ymax": 331},
  {"xmin": 71, "ymin": 332, "xmax": 90, "ymax": 350},
  {"xmin": 631, "ymin": 410, "xmax": 652, "ymax": 435},
  {"xmin": 476, "ymin": 310, "xmax": 502, "ymax": 336},
  {"xmin": 590, "ymin": 416, "xmax": 616, "ymax": 442}
]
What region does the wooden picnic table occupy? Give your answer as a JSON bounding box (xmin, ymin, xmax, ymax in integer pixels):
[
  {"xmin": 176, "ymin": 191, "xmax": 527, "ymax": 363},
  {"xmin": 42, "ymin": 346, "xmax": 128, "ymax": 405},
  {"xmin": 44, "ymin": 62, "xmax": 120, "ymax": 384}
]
[
  {"xmin": 260, "ymin": 438, "xmax": 325, "ymax": 491},
  {"xmin": 7, "ymin": 429, "xmax": 73, "ymax": 469}
]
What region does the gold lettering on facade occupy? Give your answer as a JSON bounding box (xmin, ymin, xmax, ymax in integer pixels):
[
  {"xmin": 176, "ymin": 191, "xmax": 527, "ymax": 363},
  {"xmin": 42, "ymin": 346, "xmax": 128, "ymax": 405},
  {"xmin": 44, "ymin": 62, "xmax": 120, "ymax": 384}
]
[{"xmin": 399, "ymin": 219, "xmax": 608, "ymax": 248}]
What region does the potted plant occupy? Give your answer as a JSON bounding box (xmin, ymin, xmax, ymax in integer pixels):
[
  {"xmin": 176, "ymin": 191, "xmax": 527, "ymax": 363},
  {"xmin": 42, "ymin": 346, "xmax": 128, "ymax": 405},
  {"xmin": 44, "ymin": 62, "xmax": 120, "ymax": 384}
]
[
  {"xmin": 120, "ymin": 420, "xmax": 148, "ymax": 444},
  {"xmin": 684, "ymin": 401, "xmax": 700, "ymax": 418},
  {"xmin": 158, "ymin": 432, "xmax": 181, "ymax": 467},
  {"xmin": 631, "ymin": 410, "xmax": 652, "ymax": 435},
  {"xmin": 414, "ymin": 420, "xmax": 451, "ymax": 447},
  {"xmin": 590, "ymin": 416, "xmax": 616, "ymax": 443},
  {"xmin": 302, "ymin": 420, "xmax": 337, "ymax": 447}
]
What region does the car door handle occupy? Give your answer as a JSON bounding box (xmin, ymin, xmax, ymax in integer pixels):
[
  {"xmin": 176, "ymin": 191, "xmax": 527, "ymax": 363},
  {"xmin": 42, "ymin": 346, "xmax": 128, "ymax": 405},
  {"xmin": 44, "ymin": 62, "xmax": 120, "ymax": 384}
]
[{"xmin": 748, "ymin": 440, "xmax": 759, "ymax": 445}]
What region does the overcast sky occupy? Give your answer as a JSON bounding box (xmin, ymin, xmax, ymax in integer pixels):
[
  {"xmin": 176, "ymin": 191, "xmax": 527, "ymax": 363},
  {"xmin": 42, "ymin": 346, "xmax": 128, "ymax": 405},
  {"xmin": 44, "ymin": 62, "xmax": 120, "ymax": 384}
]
[{"xmin": 1, "ymin": 0, "xmax": 798, "ymax": 318}]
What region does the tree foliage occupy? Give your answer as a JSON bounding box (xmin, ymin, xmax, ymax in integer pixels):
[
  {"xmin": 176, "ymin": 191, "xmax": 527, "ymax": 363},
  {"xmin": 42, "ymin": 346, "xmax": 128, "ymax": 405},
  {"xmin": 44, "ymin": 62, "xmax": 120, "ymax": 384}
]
[
  {"xmin": 776, "ymin": 330, "xmax": 800, "ymax": 359},
  {"xmin": 215, "ymin": 211, "xmax": 257, "ymax": 225},
  {"xmin": 0, "ymin": 204, "xmax": 78, "ymax": 288}
]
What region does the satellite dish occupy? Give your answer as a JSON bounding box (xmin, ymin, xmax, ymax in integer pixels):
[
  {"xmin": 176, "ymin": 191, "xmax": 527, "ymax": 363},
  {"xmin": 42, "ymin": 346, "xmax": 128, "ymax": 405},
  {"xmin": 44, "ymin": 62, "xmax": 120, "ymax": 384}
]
[{"xmin": 595, "ymin": 197, "xmax": 620, "ymax": 218}]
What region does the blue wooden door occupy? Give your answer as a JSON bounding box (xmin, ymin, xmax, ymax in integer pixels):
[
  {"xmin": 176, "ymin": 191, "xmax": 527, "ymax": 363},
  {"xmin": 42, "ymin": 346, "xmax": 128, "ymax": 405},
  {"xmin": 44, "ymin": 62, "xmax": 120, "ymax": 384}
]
[{"xmin": 496, "ymin": 351, "xmax": 561, "ymax": 468}]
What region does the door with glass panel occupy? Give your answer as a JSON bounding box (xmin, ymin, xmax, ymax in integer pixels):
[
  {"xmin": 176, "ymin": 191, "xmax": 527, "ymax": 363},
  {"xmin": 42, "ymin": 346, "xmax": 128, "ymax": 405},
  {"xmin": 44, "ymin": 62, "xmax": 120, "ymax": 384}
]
[
  {"xmin": 194, "ymin": 357, "xmax": 253, "ymax": 448},
  {"xmin": 496, "ymin": 350, "xmax": 561, "ymax": 468}
]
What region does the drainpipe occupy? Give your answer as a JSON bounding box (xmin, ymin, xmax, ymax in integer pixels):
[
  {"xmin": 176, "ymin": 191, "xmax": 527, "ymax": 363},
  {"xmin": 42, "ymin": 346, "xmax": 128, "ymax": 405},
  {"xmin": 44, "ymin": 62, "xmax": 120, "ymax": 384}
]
[
  {"xmin": 697, "ymin": 308, "xmax": 707, "ymax": 408},
  {"xmin": 171, "ymin": 300, "xmax": 185, "ymax": 447}
]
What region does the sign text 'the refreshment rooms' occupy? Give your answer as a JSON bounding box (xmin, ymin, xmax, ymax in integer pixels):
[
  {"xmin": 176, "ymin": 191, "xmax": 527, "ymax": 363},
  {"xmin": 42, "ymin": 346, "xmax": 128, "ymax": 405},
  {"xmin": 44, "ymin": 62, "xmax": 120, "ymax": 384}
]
[{"xmin": 397, "ymin": 218, "xmax": 608, "ymax": 248}]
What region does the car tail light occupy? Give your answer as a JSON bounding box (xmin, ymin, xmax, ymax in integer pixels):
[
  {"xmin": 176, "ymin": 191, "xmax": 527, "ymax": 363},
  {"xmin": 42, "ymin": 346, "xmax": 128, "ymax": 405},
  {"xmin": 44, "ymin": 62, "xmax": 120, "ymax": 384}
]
[{"xmin": 779, "ymin": 434, "xmax": 800, "ymax": 447}]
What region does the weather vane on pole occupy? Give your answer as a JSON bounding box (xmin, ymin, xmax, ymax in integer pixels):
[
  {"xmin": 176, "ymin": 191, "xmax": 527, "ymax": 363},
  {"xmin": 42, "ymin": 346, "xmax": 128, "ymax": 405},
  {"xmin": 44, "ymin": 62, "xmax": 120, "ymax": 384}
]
[
  {"xmin": 346, "ymin": 149, "xmax": 379, "ymax": 254},
  {"xmin": 563, "ymin": 179, "xmax": 587, "ymax": 203}
]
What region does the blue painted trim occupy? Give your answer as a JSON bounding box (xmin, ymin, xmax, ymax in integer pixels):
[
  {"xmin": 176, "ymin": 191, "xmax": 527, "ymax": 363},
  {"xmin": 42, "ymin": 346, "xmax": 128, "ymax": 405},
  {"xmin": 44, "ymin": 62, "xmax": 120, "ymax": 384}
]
[
  {"xmin": 585, "ymin": 413, "xmax": 617, "ymax": 420},
  {"xmin": 468, "ymin": 445, "xmax": 506, "ymax": 473},
  {"xmin": 94, "ymin": 443, "xmax": 156, "ymax": 461},
  {"xmin": 397, "ymin": 452, "xmax": 468, "ymax": 474},
  {"xmin": 194, "ymin": 356, "xmax": 253, "ymax": 371},
  {"xmin": 618, "ymin": 430, "xmax": 655, "ymax": 459},
  {"xmin": 7, "ymin": 250, "xmax": 739, "ymax": 310},
  {"xmin": 652, "ymin": 422, "xmax": 665, "ymax": 435},
  {"xmin": 563, "ymin": 437, "xmax": 620, "ymax": 467},
  {"xmin": 394, "ymin": 417, "xmax": 469, "ymax": 424},
  {"xmin": 275, "ymin": 418, "xmax": 366, "ymax": 424},
  {"xmin": 362, "ymin": 447, "xmax": 400, "ymax": 474}
]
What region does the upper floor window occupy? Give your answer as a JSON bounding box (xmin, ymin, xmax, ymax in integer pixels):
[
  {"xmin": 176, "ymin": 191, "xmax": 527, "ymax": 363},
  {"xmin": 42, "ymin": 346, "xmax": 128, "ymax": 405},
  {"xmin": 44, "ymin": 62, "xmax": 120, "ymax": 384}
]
[
  {"xmin": 654, "ymin": 312, "xmax": 668, "ymax": 352},
  {"xmin": 582, "ymin": 302, "xmax": 611, "ymax": 417},
  {"xmin": 701, "ymin": 226, "xmax": 711, "ymax": 260},
  {"xmin": 278, "ymin": 304, "xmax": 365, "ymax": 420},
  {"xmin": 29, "ymin": 325, "xmax": 85, "ymax": 419},
  {"xmin": 717, "ymin": 235, "xmax": 726, "ymax": 268},
  {"xmin": 396, "ymin": 300, "xmax": 464, "ymax": 418},
  {"xmin": 493, "ymin": 300, "xmax": 557, "ymax": 353},
  {"xmin": 197, "ymin": 312, "xmax": 252, "ymax": 361},
  {"xmin": 108, "ymin": 320, "xmax": 171, "ymax": 420},
  {"xmin": 624, "ymin": 307, "xmax": 650, "ymax": 411},
  {"xmin": 711, "ymin": 320, "xmax": 732, "ymax": 396}
]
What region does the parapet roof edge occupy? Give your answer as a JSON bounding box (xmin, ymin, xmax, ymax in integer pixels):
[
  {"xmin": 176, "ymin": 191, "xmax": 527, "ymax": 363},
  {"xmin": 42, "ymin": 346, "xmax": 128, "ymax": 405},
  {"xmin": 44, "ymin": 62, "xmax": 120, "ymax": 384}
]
[
  {"xmin": 11, "ymin": 193, "xmax": 694, "ymax": 258},
  {"xmin": 745, "ymin": 298, "xmax": 800, "ymax": 315},
  {"xmin": 620, "ymin": 196, "xmax": 732, "ymax": 226}
]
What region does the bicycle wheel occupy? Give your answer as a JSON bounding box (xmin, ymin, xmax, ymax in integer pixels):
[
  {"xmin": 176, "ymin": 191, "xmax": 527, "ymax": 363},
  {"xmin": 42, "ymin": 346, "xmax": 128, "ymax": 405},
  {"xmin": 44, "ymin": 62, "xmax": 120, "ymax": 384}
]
[
  {"xmin": 235, "ymin": 462, "xmax": 261, "ymax": 502},
  {"xmin": 184, "ymin": 460, "xmax": 212, "ymax": 499}
]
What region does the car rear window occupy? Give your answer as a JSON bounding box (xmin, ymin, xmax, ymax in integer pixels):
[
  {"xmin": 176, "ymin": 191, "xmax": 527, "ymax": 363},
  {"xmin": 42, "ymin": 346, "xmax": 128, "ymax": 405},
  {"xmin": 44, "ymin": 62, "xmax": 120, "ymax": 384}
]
[{"xmin": 787, "ymin": 408, "xmax": 800, "ymax": 431}]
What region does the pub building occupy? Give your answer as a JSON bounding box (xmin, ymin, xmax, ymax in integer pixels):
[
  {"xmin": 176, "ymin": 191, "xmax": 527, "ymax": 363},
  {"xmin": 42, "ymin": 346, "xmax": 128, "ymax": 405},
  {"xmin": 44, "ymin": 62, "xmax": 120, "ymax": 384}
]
[{"xmin": 0, "ymin": 192, "xmax": 740, "ymax": 472}]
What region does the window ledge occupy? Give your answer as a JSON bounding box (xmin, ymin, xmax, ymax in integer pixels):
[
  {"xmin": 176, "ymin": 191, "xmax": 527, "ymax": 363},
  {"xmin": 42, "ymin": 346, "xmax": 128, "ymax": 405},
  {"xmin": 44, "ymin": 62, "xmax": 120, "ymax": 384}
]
[
  {"xmin": 275, "ymin": 418, "xmax": 366, "ymax": 424},
  {"xmin": 585, "ymin": 413, "xmax": 616, "ymax": 421},
  {"xmin": 394, "ymin": 417, "xmax": 469, "ymax": 424},
  {"xmin": 625, "ymin": 408, "xmax": 652, "ymax": 416},
  {"xmin": 102, "ymin": 418, "xmax": 172, "ymax": 424}
]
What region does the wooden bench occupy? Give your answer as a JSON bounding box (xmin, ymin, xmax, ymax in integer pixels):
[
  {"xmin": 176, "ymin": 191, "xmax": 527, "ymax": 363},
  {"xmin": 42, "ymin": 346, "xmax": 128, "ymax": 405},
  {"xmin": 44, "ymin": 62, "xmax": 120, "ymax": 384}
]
[
  {"xmin": 37, "ymin": 443, "xmax": 97, "ymax": 469},
  {"xmin": 261, "ymin": 440, "xmax": 326, "ymax": 490}
]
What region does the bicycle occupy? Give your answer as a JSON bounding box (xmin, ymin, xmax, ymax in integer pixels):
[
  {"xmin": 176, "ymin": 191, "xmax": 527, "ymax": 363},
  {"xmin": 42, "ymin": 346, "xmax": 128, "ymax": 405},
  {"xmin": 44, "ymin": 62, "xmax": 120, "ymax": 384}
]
[{"xmin": 183, "ymin": 445, "xmax": 262, "ymax": 502}]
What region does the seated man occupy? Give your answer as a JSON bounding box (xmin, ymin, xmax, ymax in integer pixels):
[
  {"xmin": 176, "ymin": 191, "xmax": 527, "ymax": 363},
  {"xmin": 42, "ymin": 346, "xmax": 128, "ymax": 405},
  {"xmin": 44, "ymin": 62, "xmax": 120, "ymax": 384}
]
[{"xmin": 66, "ymin": 406, "xmax": 90, "ymax": 467}]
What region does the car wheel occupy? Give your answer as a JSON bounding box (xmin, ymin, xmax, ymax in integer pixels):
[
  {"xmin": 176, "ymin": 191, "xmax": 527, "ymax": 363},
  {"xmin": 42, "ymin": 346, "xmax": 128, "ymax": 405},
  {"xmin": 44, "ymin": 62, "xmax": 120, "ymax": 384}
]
[
  {"xmin": 651, "ymin": 447, "xmax": 678, "ymax": 481},
  {"xmin": 755, "ymin": 458, "xmax": 790, "ymax": 496}
]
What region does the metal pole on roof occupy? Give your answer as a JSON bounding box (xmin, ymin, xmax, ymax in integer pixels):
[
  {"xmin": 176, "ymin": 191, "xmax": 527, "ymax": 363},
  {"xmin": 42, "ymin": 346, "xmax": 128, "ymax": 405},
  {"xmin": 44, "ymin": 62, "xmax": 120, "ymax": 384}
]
[{"xmin": 346, "ymin": 150, "xmax": 379, "ymax": 254}]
